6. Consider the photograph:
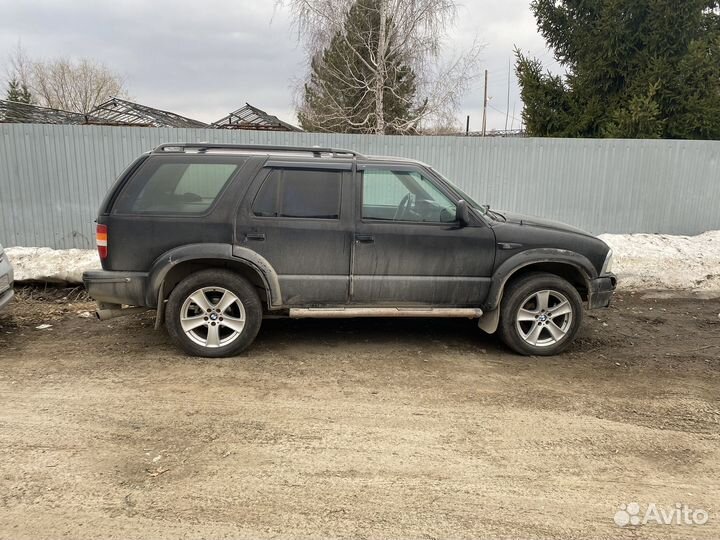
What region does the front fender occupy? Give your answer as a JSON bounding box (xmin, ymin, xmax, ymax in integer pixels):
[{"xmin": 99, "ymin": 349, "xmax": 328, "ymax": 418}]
[
  {"xmin": 145, "ymin": 243, "xmax": 282, "ymax": 308},
  {"xmin": 482, "ymin": 248, "xmax": 598, "ymax": 312}
]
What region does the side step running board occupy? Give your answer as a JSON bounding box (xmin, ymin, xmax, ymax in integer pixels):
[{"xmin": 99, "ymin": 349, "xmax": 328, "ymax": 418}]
[{"xmin": 289, "ymin": 307, "xmax": 483, "ymax": 319}]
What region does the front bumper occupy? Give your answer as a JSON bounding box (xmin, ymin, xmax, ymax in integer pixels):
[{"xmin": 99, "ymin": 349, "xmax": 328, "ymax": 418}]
[
  {"xmin": 588, "ymin": 273, "xmax": 617, "ymax": 309},
  {"xmin": 83, "ymin": 270, "xmax": 148, "ymax": 307},
  {"xmin": 0, "ymin": 257, "xmax": 14, "ymax": 311},
  {"xmin": 0, "ymin": 287, "xmax": 14, "ymax": 311}
]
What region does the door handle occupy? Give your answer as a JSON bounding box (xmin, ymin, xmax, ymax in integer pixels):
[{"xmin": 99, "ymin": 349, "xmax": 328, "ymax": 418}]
[
  {"xmin": 355, "ymin": 234, "xmax": 375, "ymax": 243},
  {"xmin": 245, "ymin": 232, "xmax": 266, "ymax": 241}
]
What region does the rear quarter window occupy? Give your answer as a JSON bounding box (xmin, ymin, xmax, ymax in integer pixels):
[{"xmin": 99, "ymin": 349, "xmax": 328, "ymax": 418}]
[{"xmin": 113, "ymin": 156, "xmax": 245, "ymax": 214}]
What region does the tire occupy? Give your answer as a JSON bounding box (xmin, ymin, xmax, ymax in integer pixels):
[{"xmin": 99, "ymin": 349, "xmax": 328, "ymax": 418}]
[
  {"xmin": 166, "ymin": 269, "xmax": 262, "ymax": 358},
  {"xmin": 498, "ymin": 272, "xmax": 583, "ymax": 356}
]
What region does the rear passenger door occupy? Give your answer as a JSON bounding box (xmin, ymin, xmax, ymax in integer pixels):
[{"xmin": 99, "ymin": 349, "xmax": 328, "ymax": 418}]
[{"xmin": 236, "ymin": 162, "xmax": 353, "ymax": 306}]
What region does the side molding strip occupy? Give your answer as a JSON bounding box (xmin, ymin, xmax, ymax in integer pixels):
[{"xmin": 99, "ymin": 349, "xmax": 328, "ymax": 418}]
[{"xmin": 290, "ymin": 307, "xmax": 483, "ymax": 319}]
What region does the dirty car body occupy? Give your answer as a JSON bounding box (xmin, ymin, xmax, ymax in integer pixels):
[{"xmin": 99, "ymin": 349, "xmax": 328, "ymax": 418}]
[{"xmin": 83, "ymin": 143, "xmax": 616, "ymax": 357}]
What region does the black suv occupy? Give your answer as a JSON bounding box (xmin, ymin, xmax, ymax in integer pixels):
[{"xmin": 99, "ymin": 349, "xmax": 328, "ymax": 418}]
[{"xmin": 83, "ymin": 143, "xmax": 616, "ymax": 357}]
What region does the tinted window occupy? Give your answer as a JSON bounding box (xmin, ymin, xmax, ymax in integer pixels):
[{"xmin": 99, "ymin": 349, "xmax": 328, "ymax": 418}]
[
  {"xmin": 252, "ymin": 170, "xmax": 280, "ymax": 217},
  {"xmin": 114, "ymin": 157, "xmax": 242, "ymax": 214},
  {"xmin": 253, "ymin": 168, "xmax": 341, "ymax": 219},
  {"xmin": 362, "ymin": 169, "xmax": 457, "ymax": 223}
]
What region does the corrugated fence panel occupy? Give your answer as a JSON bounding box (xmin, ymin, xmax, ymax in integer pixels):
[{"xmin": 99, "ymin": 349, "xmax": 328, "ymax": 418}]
[{"xmin": 1, "ymin": 123, "xmax": 719, "ymax": 249}]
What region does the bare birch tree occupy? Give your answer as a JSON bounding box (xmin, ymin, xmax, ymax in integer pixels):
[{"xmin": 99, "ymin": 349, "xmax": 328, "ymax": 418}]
[
  {"xmin": 30, "ymin": 58, "xmax": 127, "ymax": 113},
  {"xmin": 5, "ymin": 43, "xmax": 33, "ymax": 96},
  {"xmin": 5, "ymin": 44, "xmax": 128, "ymax": 113},
  {"xmin": 282, "ymin": 0, "xmax": 482, "ymax": 133}
]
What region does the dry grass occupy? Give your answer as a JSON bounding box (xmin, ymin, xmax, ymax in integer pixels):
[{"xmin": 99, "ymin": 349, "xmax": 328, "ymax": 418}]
[{"xmin": 13, "ymin": 284, "xmax": 90, "ymax": 303}]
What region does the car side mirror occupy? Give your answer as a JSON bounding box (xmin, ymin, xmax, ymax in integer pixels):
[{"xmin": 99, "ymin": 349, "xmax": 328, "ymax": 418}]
[{"xmin": 457, "ymin": 199, "xmax": 471, "ymax": 226}]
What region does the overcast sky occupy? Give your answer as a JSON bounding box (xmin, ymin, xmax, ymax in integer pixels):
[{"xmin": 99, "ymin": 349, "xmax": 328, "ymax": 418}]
[{"xmin": 0, "ymin": 0, "xmax": 560, "ymax": 131}]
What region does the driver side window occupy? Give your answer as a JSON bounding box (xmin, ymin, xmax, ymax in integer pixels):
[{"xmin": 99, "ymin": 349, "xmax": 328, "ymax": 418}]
[{"xmin": 362, "ymin": 169, "xmax": 457, "ymax": 223}]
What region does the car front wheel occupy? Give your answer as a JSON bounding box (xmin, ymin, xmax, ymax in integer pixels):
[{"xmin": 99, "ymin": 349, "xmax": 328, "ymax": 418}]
[
  {"xmin": 166, "ymin": 269, "xmax": 262, "ymax": 358},
  {"xmin": 498, "ymin": 272, "xmax": 583, "ymax": 356}
]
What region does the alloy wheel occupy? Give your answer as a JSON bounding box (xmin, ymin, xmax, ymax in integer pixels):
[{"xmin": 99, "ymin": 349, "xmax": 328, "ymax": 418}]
[
  {"xmin": 515, "ymin": 289, "xmax": 574, "ymax": 347},
  {"xmin": 180, "ymin": 287, "xmax": 246, "ymax": 348}
]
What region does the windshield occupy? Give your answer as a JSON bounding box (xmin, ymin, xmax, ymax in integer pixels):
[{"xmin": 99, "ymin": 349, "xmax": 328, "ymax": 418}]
[{"xmin": 428, "ymin": 167, "xmax": 488, "ymax": 215}]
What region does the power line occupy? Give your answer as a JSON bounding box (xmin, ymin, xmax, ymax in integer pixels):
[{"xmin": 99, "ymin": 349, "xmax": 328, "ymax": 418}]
[{"xmin": 488, "ymin": 103, "xmax": 522, "ymax": 125}]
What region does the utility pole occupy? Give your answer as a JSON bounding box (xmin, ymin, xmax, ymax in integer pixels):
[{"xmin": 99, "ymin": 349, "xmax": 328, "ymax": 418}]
[
  {"xmin": 505, "ymin": 58, "xmax": 511, "ymax": 132},
  {"xmin": 482, "ymin": 69, "xmax": 488, "ymax": 136},
  {"xmin": 466, "ymin": 115, "xmax": 470, "ymax": 136}
]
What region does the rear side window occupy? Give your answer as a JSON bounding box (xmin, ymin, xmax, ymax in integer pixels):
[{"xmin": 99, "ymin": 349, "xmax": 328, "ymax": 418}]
[
  {"xmin": 113, "ymin": 157, "xmax": 244, "ymax": 214},
  {"xmin": 253, "ymin": 168, "xmax": 341, "ymax": 219}
]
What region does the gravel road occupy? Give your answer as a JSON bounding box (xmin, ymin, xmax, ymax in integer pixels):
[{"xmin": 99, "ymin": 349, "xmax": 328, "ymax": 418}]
[{"xmin": 0, "ymin": 289, "xmax": 718, "ymax": 539}]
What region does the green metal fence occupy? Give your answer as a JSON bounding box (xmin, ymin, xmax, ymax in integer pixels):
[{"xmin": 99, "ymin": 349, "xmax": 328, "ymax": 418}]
[{"xmin": 1, "ymin": 123, "xmax": 719, "ymax": 248}]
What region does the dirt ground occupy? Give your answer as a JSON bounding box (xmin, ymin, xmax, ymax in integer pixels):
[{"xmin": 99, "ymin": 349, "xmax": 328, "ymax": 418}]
[{"xmin": 0, "ymin": 288, "xmax": 718, "ymax": 540}]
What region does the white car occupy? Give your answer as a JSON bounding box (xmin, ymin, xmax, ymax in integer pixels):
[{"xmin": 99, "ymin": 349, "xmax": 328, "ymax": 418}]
[{"xmin": 0, "ymin": 243, "xmax": 14, "ymax": 311}]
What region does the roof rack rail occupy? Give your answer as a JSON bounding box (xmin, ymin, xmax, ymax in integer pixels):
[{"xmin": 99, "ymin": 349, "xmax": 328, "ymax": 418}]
[{"xmin": 153, "ymin": 142, "xmax": 363, "ymax": 158}]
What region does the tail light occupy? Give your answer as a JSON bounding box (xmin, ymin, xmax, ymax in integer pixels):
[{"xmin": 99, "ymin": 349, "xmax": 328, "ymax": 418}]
[{"xmin": 96, "ymin": 224, "xmax": 108, "ymax": 260}]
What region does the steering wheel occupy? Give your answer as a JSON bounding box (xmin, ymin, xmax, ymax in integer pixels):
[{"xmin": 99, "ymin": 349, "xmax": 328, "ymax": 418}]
[
  {"xmin": 393, "ymin": 193, "xmax": 414, "ymax": 221},
  {"xmin": 439, "ymin": 207, "xmax": 454, "ymax": 223}
]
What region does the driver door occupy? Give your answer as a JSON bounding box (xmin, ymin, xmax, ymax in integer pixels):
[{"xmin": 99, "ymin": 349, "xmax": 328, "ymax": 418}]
[{"xmin": 351, "ymin": 164, "xmax": 495, "ymax": 306}]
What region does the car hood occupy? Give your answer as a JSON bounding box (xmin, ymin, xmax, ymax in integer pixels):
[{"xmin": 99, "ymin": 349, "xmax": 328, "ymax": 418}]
[{"xmin": 495, "ymin": 211, "xmax": 593, "ymax": 237}]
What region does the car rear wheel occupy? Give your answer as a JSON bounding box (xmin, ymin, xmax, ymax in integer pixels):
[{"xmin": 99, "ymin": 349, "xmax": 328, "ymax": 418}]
[
  {"xmin": 498, "ymin": 272, "xmax": 583, "ymax": 356},
  {"xmin": 166, "ymin": 269, "xmax": 262, "ymax": 357}
]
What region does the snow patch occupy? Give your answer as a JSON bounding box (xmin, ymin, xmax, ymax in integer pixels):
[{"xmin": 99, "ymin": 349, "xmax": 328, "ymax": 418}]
[
  {"xmin": 5, "ymin": 231, "xmax": 720, "ymax": 291},
  {"xmin": 599, "ymin": 231, "xmax": 720, "ymax": 291},
  {"xmin": 6, "ymin": 247, "xmax": 100, "ymax": 285}
]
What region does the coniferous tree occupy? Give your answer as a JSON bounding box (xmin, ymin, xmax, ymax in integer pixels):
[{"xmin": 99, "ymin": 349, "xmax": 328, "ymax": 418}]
[
  {"xmin": 516, "ymin": 0, "xmax": 720, "ymax": 139},
  {"xmin": 3, "ymin": 79, "xmax": 33, "ymax": 122},
  {"xmin": 6, "ymin": 79, "xmax": 32, "ymax": 104}
]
